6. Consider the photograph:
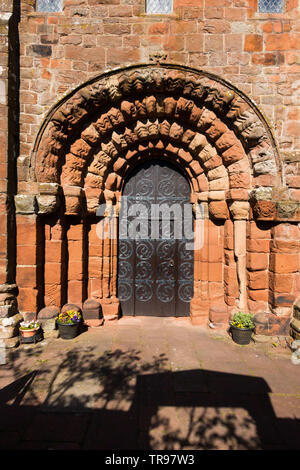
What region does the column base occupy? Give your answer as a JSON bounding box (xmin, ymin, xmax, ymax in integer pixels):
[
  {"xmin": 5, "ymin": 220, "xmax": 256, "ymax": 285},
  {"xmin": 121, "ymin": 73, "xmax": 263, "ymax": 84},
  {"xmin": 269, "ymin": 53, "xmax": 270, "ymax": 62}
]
[
  {"xmin": 209, "ymin": 303, "xmax": 229, "ymax": 328},
  {"xmin": 100, "ymin": 297, "xmax": 120, "ymax": 322},
  {"xmin": 190, "ymin": 298, "xmax": 209, "ymax": 326},
  {"xmin": 82, "ymin": 299, "xmax": 104, "ymax": 327},
  {"xmin": 254, "ymin": 312, "xmax": 291, "ymax": 336}
]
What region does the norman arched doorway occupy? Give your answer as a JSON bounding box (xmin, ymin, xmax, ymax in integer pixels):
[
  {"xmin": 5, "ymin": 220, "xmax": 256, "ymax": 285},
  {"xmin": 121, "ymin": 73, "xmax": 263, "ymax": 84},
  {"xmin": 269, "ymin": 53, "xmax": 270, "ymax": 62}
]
[
  {"xmin": 118, "ymin": 160, "xmax": 194, "ymax": 317},
  {"xmin": 15, "ymin": 64, "xmax": 297, "ymax": 335}
]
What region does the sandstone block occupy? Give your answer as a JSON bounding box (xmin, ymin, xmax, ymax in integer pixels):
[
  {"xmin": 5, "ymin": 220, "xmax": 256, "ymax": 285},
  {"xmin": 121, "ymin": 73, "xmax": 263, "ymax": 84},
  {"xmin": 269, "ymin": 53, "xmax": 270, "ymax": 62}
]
[
  {"xmin": 82, "ymin": 298, "xmax": 103, "ymax": 320},
  {"xmin": 43, "ymin": 330, "xmax": 59, "ymax": 339},
  {"xmin": 1, "ymin": 313, "xmax": 23, "ymax": 327},
  {"xmin": 209, "ymin": 200, "xmax": 229, "ymax": 219},
  {"xmin": 269, "ymin": 253, "xmax": 299, "ymax": 274},
  {"xmin": 247, "ymin": 253, "xmax": 268, "ymax": 271},
  {"xmin": 37, "ymin": 195, "xmax": 59, "ymax": 214},
  {"xmin": 0, "ymin": 304, "xmax": 17, "ymax": 318},
  {"xmin": 38, "ymin": 183, "xmax": 61, "ymax": 195},
  {"xmin": 61, "ymin": 303, "xmax": 82, "ymax": 314},
  {"xmin": 0, "ymin": 325, "xmax": 18, "ymax": 339},
  {"xmin": 229, "ymin": 201, "xmax": 249, "ymax": 219},
  {"xmin": 209, "ymin": 176, "xmax": 229, "ymax": 191},
  {"xmin": 15, "ymin": 194, "xmax": 37, "ymax": 214},
  {"xmin": 253, "ymin": 200, "xmax": 277, "ymax": 219},
  {"xmin": 38, "ymin": 306, "xmax": 60, "ymax": 319},
  {"xmin": 39, "ymin": 318, "xmax": 57, "ymax": 331},
  {"xmin": 247, "ymin": 270, "xmax": 268, "ymax": 290}
]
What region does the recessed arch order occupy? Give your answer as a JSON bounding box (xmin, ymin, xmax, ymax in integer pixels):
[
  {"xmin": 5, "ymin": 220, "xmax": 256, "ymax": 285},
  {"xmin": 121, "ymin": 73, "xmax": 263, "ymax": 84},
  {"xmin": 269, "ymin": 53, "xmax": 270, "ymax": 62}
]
[{"xmin": 31, "ymin": 64, "xmax": 282, "ymax": 218}]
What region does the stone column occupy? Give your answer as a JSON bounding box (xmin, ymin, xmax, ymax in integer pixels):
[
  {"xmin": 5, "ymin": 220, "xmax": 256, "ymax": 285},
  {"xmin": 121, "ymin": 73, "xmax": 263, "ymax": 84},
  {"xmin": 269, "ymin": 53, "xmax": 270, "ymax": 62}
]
[
  {"xmin": 224, "ymin": 218, "xmax": 239, "ymax": 310},
  {"xmin": 268, "ymin": 223, "xmax": 300, "ymax": 335},
  {"xmin": 246, "ymin": 220, "xmax": 271, "ymax": 315},
  {"xmin": 88, "ymin": 221, "xmax": 103, "ymax": 300},
  {"xmin": 44, "ymin": 218, "xmax": 66, "ymax": 308},
  {"xmin": 190, "ymin": 201, "xmax": 209, "ymax": 325},
  {"xmin": 0, "ymin": 2, "xmax": 19, "ymax": 321},
  {"xmin": 99, "ymin": 203, "xmax": 120, "ymax": 320},
  {"xmin": 67, "ymin": 221, "xmax": 86, "ymax": 307},
  {"xmin": 207, "ymin": 196, "xmax": 230, "ymax": 326},
  {"xmin": 229, "ymin": 201, "xmax": 250, "ymax": 313},
  {"xmin": 15, "ymin": 195, "xmax": 42, "ymax": 316}
]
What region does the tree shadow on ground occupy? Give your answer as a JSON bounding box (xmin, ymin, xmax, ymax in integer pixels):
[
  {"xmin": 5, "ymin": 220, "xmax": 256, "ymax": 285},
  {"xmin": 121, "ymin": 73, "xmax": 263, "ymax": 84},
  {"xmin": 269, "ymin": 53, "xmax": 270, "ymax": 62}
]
[{"xmin": 0, "ymin": 346, "xmax": 299, "ymax": 450}]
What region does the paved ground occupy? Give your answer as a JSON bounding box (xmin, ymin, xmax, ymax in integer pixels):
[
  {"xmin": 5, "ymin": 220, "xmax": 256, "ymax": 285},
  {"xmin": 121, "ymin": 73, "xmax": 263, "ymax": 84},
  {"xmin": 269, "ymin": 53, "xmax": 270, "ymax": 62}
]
[{"xmin": 0, "ymin": 316, "xmax": 299, "ymax": 450}]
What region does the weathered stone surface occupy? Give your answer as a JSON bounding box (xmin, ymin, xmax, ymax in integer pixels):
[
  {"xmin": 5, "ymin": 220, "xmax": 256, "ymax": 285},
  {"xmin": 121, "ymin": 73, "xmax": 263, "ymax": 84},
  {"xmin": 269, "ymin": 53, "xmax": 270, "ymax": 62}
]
[
  {"xmin": 39, "ymin": 318, "xmax": 57, "ymax": 331},
  {"xmin": 0, "ymin": 284, "xmax": 17, "ymax": 294},
  {"xmin": 43, "ymin": 329, "xmax": 59, "ymax": 339},
  {"xmin": 291, "ymin": 318, "xmax": 300, "ymax": 334},
  {"xmin": 14, "ymin": 194, "xmax": 37, "ymax": 214},
  {"xmin": 0, "ymin": 324, "xmax": 18, "ymax": 339},
  {"xmin": 229, "ymin": 201, "xmax": 249, "ymax": 219},
  {"xmin": 38, "ymin": 183, "xmax": 61, "ymax": 195},
  {"xmin": 254, "ymin": 312, "xmax": 291, "ymax": 336},
  {"xmin": 209, "ymin": 176, "xmax": 229, "ymax": 191},
  {"xmin": 293, "ymin": 297, "xmax": 300, "ymax": 320},
  {"xmin": 23, "ymin": 312, "xmax": 37, "ymax": 322},
  {"xmin": 38, "ymin": 306, "xmax": 60, "ymax": 319},
  {"xmin": 208, "ymin": 191, "xmax": 225, "ymax": 201},
  {"xmin": 252, "ymin": 334, "xmax": 271, "ymax": 343},
  {"xmin": 251, "ymin": 187, "xmax": 273, "ymax": 201},
  {"xmin": 37, "ymin": 195, "xmax": 59, "ymax": 214},
  {"xmin": 209, "ymin": 201, "xmax": 229, "ymax": 219},
  {"xmin": 0, "ymin": 304, "xmax": 17, "ymax": 318},
  {"xmin": 254, "ymin": 160, "xmax": 277, "ymax": 176},
  {"xmin": 1, "ymin": 313, "xmax": 23, "ymax": 327},
  {"xmin": 276, "ymin": 201, "xmax": 298, "ymax": 219},
  {"xmin": 252, "ymin": 200, "xmax": 276, "ymax": 219},
  {"xmin": 82, "ymin": 299, "xmax": 103, "ymax": 320},
  {"xmin": 61, "ymin": 303, "xmax": 82, "ymax": 314}
]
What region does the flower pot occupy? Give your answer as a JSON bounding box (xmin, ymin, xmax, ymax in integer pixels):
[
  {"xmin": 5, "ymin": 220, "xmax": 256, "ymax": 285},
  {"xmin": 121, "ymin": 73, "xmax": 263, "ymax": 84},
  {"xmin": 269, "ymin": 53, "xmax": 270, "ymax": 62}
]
[
  {"xmin": 231, "ymin": 326, "xmax": 254, "ymax": 345},
  {"xmin": 57, "ymin": 321, "xmax": 80, "ymax": 339},
  {"xmin": 20, "ymin": 327, "xmax": 40, "ymax": 338}
]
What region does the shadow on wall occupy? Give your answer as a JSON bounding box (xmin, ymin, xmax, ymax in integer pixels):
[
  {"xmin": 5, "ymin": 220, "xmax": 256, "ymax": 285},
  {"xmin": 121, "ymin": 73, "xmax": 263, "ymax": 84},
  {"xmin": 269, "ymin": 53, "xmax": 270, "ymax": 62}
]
[{"xmin": 0, "ymin": 348, "xmax": 299, "ymax": 450}]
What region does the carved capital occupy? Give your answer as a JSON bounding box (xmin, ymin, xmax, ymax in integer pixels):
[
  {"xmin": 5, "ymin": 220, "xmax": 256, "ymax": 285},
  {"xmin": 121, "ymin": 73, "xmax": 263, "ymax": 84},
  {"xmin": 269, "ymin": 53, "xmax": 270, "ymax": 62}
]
[
  {"xmin": 37, "ymin": 195, "xmax": 60, "ymax": 215},
  {"xmin": 63, "ymin": 185, "xmax": 83, "ymax": 216},
  {"xmin": 192, "ymin": 202, "xmax": 208, "ymax": 219},
  {"xmin": 14, "ymin": 194, "xmax": 37, "ymax": 215},
  {"xmin": 229, "ymin": 201, "xmax": 250, "ymax": 220}
]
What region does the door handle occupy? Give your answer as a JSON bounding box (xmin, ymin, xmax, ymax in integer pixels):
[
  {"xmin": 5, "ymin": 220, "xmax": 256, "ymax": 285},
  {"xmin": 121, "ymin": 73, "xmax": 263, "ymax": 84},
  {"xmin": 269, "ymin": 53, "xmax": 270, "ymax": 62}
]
[{"xmin": 169, "ymin": 260, "xmax": 174, "ymax": 267}]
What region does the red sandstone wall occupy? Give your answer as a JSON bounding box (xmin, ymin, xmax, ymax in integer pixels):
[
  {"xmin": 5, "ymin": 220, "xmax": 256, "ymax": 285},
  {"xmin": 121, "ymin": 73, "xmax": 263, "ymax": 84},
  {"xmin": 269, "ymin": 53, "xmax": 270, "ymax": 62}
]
[
  {"xmin": 18, "ymin": 0, "xmax": 300, "ymax": 192},
  {"xmin": 5, "ymin": 0, "xmax": 299, "ymax": 334}
]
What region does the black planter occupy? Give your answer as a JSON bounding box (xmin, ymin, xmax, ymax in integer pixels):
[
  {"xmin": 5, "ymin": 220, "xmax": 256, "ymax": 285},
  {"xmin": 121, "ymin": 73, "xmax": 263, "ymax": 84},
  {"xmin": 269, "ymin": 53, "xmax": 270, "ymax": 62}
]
[
  {"xmin": 231, "ymin": 326, "xmax": 254, "ymax": 345},
  {"xmin": 57, "ymin": 322, "xmax": 80, "ymax": 340}
]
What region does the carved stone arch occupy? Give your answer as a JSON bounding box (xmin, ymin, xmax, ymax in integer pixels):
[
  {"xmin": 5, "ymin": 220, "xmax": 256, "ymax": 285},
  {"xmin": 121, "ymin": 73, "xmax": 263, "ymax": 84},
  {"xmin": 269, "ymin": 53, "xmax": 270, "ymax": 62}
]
[
  {"xmin": 31, "ymin": 64, "xmax": 281, "ymax": 216},
  {"xmin": 16, "ymin": 64, "xmax": 294, "ymax": 331}
]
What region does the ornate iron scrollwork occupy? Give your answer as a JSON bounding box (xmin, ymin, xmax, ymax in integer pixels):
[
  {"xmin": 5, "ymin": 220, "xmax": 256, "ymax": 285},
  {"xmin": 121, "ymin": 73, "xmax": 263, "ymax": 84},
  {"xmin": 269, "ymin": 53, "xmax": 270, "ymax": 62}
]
[{"xmin": 118, "ymin": 160, "xmax": 193, "ymax": 316}]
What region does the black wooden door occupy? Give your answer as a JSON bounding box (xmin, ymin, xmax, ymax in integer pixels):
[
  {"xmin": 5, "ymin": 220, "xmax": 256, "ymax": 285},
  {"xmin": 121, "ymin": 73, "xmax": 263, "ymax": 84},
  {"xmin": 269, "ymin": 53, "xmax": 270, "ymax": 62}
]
[{"xmin": 118, "ymin": 160, "xmax": 194, "ymax": 317}]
